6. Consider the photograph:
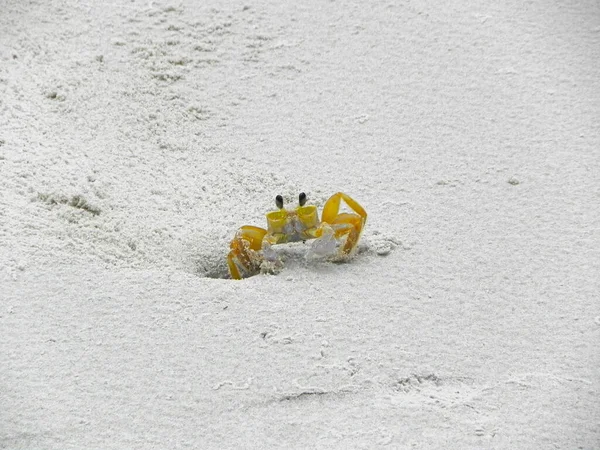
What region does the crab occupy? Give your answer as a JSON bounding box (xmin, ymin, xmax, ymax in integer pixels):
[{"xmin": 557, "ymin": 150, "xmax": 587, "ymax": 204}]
[{"xmin": 227, "ymin": 192, "xmax": 367, "ymax": 279}]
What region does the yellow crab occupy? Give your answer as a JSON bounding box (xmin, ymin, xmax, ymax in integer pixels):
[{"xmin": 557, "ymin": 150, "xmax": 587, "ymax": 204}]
[{"xmin": 227, "ymin": 192, "xmax": 367, "ymax": 279}]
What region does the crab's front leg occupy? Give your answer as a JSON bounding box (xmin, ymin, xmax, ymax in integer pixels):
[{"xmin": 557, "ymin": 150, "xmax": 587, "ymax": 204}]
[
  {"xmin": 227, "ymin": 225, "xmax": 268, "ymax": 279},
  {"xmin": 311, "ymin": 192, "xmax": 367, "ymax": 259},
  {"xmin": 227, "ymin": 226, "xmax": 284, "ymax": 279}
]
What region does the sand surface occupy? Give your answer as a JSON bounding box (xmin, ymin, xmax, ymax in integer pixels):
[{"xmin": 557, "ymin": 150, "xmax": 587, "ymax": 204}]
[{"xmin": 1, "ymin": 0, "xmax": 599, "ymax": 448}]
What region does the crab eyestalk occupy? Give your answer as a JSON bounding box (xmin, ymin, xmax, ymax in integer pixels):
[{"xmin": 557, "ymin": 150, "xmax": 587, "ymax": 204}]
[
  {"xmin": 299, "ymin": 192, "xmax": 307, "ymax": 206},
  {"xmin": 275, "ymin": 195, "xmax": 284, "ymax": 209}
]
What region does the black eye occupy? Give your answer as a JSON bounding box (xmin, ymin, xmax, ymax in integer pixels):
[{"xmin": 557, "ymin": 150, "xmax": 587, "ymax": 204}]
[
  {"xmin": 299, "ymin": 192, "xmax": 307, "ymax": 206},
  {"xmin": 275, "ymin": 195, "xmax": 284, "ymax": 209}
]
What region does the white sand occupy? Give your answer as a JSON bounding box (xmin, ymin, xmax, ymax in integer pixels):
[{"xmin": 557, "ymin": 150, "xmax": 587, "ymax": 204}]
[{"xmin": 1, "ymin": 0, "xmax": 599, "ymax": 448}]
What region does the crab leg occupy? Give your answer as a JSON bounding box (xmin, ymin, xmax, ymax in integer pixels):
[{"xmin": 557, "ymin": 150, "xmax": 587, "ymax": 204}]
[
  {"xmin": 227, "ymin": 225, "xmax": 268, "ymax": 279},
  {"xmin": 318, "ymin": 192, "xmax": 367, "ymax": 257}
]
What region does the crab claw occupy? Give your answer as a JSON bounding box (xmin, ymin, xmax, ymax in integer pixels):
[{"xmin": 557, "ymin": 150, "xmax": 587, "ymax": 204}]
[
  {"xmin": 307, "ymin": 223, "xmax": 338, "ymax": 258},
  {"xmin": 227, "ymin": 225, "xmax": 267, "ymax": 279},
  {"xmin": 311, "ymin": 192, "xmax": 367, "ymax": 260}
]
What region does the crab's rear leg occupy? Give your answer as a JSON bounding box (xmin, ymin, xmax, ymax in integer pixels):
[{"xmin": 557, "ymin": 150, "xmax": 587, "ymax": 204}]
[
  {"xmin": 318, "ymin": 192, "xmax": 367, "ymax": 258},
  {"xmin": 227, "ymin": 225, "xmax": 268, "ymax": 279}
]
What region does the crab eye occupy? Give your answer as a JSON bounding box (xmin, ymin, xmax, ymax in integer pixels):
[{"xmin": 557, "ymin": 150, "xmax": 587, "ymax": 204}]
[
  {"xmin": 299, "ymin": 192, "xmax": 307, "ymax": 206},
  {"xmin": 275, "ymin": 195, "xmax": 284, "ymax": 209}
]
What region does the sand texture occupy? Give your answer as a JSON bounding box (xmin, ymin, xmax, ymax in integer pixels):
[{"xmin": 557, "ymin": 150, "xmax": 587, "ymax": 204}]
[{"xmin": 1, "ymin": 0, "xmax": 599, "ymax": 448}]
